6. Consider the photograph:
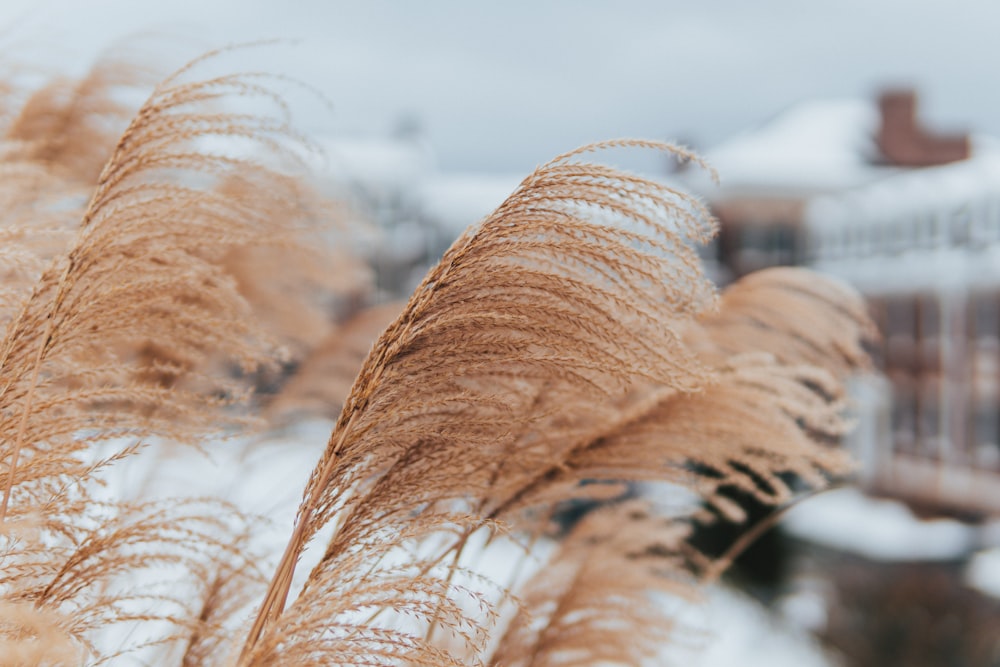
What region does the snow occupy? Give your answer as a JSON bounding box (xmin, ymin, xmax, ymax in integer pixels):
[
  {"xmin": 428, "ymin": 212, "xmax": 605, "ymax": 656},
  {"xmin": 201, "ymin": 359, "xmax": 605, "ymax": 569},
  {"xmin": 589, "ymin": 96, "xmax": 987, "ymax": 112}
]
[
  {"xmin": 808, "ymin": 140, "xmax": 1000, "ymax": 235},
  {"xmin": 688, "ymin": 99, "xmax": 892, "ymax": 197},
  {"xmin": 801, "ymin": 133, "xmax": 1000, "ymax": 295},
  {"xmin": 810, "ymin": 245, "xmax": 1000, "ymax": 295},
  {"xmin": 805, "ymin": 152, "xmax": 1000, "ymax": 294},
  {"xmin": 687, "ymin": 587, "xmax": 836, "ymax": 667},
  {"xmin": 782, "ymin": 488, "xmax": 976, "ymax": 561},
  {"xmin": 303, "ymin": 134, "xmax": 526, "ymax": 241},
  {"xmin": 805, "ymin": 135, "xmax": 1000, "ymax": 296},
  {"xmin": 89, "ymin": 425, "xmax": 842, "ymax": 664},
  {"xmin": 313, "ymin": 136, "xmax": 435, "ymax": 194},
  {"xmin": 966, "ymin": 548, "xmax": 1000, "ymax": 599},
  {"xmin": 778, "ymin": 585, "xmax": 830, "ymax": 633},
  {"xmin": 419, "ymin": 173, "xmax": 524, "ymax": 235}
]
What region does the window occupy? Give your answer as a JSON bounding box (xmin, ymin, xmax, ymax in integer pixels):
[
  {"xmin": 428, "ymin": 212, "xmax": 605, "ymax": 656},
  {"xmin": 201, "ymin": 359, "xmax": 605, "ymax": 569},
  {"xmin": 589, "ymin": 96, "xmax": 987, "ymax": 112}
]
[
  {"xmin": 885, "ymin": 297, "xmax": 917, "ymax": 371},
  {"xmin": 949, "ymin": 205, "xmax": 972, "ymax": 246},
  {"xmin": 734, "ymin": 223, "xmax": 801, "ymax": 273},
  {"xmin": 890, "ymin": 371, "xmax": 917, "ymax": 453},
  {"xmin": 917, "ymin": 375, "xmax": 942, "ymax": 458},
  {"xmin": 969, "ymin": 293, "xmax": 1000, "ymax": 468},
  {"xmin": 916, "ymin": 296, "xmax": 941, "ymax": 374},
  {"xmin": 867, "ymin": 298, "xmax": 888, "ymax": 369}
]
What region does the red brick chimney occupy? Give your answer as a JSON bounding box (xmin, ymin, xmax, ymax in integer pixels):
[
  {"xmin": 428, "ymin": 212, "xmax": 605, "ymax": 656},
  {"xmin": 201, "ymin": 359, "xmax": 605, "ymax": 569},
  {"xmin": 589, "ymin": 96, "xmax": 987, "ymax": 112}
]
[{"xmin": 877, "ymin": 89, "xmax": 970, "ymax": 167}]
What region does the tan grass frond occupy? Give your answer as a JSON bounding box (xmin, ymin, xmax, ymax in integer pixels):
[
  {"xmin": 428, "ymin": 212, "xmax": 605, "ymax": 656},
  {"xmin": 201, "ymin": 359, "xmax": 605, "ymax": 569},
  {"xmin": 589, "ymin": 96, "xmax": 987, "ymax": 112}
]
[
  {"xmin": 209, "ymin": 173, "xmax": 368, "ymax": 369},
  {"xmin": 0, "ymin": 498, "xmax": 260, "ymax": 663},
  {"xmin": 240, "ymin": 140, "xmax": 719, "ymax": 661},
  {"xmin": 486, "ymin": 267, "xmax": 872, "ymax": 526},
  {"xmin": 484, "ymin": 271, "xmax": 870, "ymax": 584},
  {"xmin": 693, "ymin": 266, "xmax": 875, "ymax": 373},
  {"xmin": 265, "ymin": 300, "xmax": 404, "ymax": 421},
  {"xmin": 1, "ymin": 52, "xmax": 361, "ymax": 372},
  {"xmin": 490, "ymin": 501, "xmax": 695, "ymax": 667},
  {"xmin": 243, "ymin": 516, "xmax": 507, "ymax": 667},
  {"xmin": 0, "ymin": 56, "xmax": 344, "ymax": 661},
  {"xmin": 0, "ymin": 55, "xmax": 155, "ymax": 319},
  {"xmin": 0, "ymin": 60, "xmax": 331, "ymax": 515},
  {"xmin": 217, "ymin": 239, "xmax": 372, "ymax": 388},
  {"xmin": 0, "ymin": 207, "xmax": 76, "ymax": 330},
  {"xmin": 484, "ymin": 357, "xmax": 855, "ymax": 666},
  {"xmin": 0, "ymin": 144, "xmax": 88, "ymax": 329},
  {"xmin": 4, "ymin": 55, "xmax": 155, "ymax": 184},
  {"xmin": 0, "ymin": 600, "xmax": 82, "ymax": 666},
  {"xmin": 177, "ymin": 531, "xmax": 268, "ymax": 667},
  {"xmin": 483, "ymin": 268, "xmax": 873, "ymax": 666},
  {"xmin": 523, "ymin": 356, "xmax": 852, "ymax": 522}
]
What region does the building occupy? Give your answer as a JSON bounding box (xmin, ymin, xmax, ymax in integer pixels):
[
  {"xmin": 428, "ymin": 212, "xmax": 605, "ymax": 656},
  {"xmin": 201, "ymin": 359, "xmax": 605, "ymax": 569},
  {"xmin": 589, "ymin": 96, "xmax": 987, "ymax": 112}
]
[
  {"xmin": 809, "ymin": 145, "xmax": 1000, "ymax": 517},
  {"xmin": 688, "ymin": 90, "xmax": 1000, "ymax": 517},
  {"xmin": 687, "ymin": 90, "xmax": 968, "ymax": 279}
]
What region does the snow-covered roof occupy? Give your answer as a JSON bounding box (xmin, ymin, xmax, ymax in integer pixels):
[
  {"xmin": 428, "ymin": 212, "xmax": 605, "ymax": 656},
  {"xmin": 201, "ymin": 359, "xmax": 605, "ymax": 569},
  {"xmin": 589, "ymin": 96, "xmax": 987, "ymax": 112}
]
[
  {"xmin": 804, "ymin": 134, "xmax": 1000, "ymax": 293},
  {"xmin": 418, "ymin": 173, "xmax": 524, "ymax": 236},
  {"xmin": 689, "ymin": 99, "xmax": 895, "ymax": 198},
  {"xmin": 311, "ymin": 136, "xmax": 435, "ymax": 194},
  {"xmin": 808, "ymin": 136, "xmax": 1000, "ymax": 233},
  {"xmin": 810, "ymin": 248, "xmax": 1000, "ymax": 296}
]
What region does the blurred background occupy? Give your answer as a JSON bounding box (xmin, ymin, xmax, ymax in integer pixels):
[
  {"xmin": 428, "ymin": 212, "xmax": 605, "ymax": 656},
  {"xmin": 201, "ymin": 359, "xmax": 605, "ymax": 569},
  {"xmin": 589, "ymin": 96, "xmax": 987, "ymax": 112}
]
[{"xmin": 4, "ymin": 1, "xmax": 1000, "ymax": 665}]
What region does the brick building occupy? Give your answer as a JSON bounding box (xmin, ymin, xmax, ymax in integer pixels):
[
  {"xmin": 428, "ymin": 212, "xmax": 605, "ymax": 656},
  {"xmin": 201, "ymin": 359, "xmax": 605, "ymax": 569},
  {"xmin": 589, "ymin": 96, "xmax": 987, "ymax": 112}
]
[
  {"xmin": 809, "ymin": 144, "xmax": 1000, "ymax": 516},
  {"xmin": 687, "ymin": 90, "xmax": 1000, "ymax": 516}
]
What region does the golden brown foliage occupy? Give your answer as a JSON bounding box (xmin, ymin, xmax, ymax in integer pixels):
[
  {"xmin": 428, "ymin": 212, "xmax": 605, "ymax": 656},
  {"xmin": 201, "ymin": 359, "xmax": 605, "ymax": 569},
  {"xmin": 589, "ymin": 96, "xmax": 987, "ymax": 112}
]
[
  {"xmin": 240, "ymin": 141, "xmax": 872, "ymax": 666},
  {"xmin": 0, "ymin": 63, "xmax": 300, "ymax": 510},
  {"xmin": 0, "ymin": 54, "xmax": 363, "ymax": 377},
  {"xmin": 4, "ymin": 55, "xmax": 154, "ymax": 184},
  {"xmin": 489, "ymin": 502, "xmax": 695, "ymax": 667},
  {"xmin": 242, "ymin": 140, "xmax": 717, "ymax": 657},
  {"xmin": 0, "ymin": 49, "xmax": 874, "ymax": 667},
  {"xmin": 694, "ymin": 266, "xmax": 874, "ymax": 373},
  {"xmin": 266, "ymin": 300, "xmax": 405, "ymax": 421},
  {"xmin": 0, "ymin": 53, "xmax": 347, "ymax": 662},
  {"xmin": 477, "ymin": 267, "xmax": 871, "ymax": 666}
]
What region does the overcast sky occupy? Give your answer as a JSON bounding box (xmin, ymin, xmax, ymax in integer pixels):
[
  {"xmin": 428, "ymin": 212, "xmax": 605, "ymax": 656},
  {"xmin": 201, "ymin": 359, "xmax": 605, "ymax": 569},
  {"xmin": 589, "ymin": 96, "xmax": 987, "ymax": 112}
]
[{"xmin": 1, "ymin": 1, "xmax": 996, "ymax": 173}]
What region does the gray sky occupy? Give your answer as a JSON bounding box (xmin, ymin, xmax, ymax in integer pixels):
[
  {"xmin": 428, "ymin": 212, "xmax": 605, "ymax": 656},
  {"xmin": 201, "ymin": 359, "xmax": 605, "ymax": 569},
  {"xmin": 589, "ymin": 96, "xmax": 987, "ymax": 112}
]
[{"xmin": 2, "ymin": 1, "xmax": 996, "ymax": 173}]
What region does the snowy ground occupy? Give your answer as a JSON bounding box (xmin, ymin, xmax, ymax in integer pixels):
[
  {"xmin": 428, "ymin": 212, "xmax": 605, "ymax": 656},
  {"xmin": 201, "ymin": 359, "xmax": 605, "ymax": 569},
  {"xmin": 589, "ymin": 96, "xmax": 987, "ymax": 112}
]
[
  {"xmin": 782, "ymin": 487, "xmax": 978, "ymax": 561},
  {"xmin": 967, "ymin": 547, "xmax": 1000, "ymax": 598},
  {"xmin": 93, "ymin": 421, "xmax": 847, "ymax": 665},
  {"xmin": 92, "ymin": 417, "xmax": 1000, "ymax": 665},
  {"xmin": 783, "ymin": 486, "xmax": 1000, "ymax": 601},
  {"xmin": 693, "ymin": 587, "xmax": 837, "ymax": 667}
]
